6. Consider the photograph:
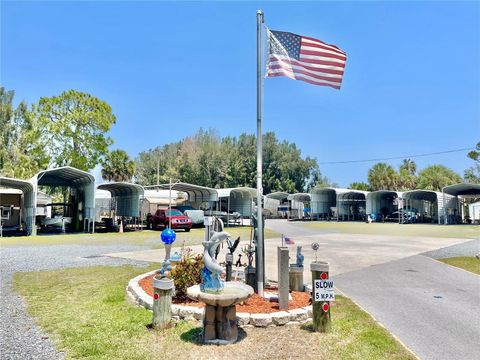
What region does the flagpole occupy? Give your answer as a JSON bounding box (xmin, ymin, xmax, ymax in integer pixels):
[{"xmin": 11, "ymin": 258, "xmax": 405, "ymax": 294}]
[{"xmin": 256, "ymin": 9, "xmax": 264, "ymax": 297}]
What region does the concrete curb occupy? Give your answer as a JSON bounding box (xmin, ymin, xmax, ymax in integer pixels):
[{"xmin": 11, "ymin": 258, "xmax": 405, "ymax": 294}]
[{"xmin": 127, "ymin": 270, "xmax": 313, "ymax": 327}]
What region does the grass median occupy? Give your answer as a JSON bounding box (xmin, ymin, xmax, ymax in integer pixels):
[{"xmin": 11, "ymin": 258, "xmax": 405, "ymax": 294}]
[
  {"xmin": 439, "ymin": 256, "xmax": 480, "ymax": 275},
  {"xmin": 303, "ymin": 221, "xmax": 479, "ymax": 239},
  {"xmin": 14, "ymin": 265, "xmax": 415, "ymax": 360}
]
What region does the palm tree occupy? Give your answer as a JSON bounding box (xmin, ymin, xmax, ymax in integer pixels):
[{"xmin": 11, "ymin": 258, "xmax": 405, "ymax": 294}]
[
  {"xmin": 400, "ymin": 159, "xmax": 417, "ymax": 175},
  {"xmin": 398, "ymin": 159, "xmax": 418, "ymax": 191},
  {"xmin": 368, "ymin": 162, "xmax": 398, "ymax": 190},
  {"xmin": 101, "ymin": 149, "xmax": 135, "ymax": 182},
  {"xmin": 417, "ymin": 165, "xmax": 462, "ymax": 191}
]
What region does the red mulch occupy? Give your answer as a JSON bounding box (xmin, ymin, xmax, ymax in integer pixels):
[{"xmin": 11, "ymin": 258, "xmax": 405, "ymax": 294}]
[{"xmin": 138, "ymin": 274, "xmax": 311, "ymax": 314}]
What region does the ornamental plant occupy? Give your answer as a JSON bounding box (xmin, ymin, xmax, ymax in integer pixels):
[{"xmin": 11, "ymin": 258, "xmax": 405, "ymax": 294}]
[{"xmin": 170, "ymin": 248, "xmax": 204, "ymax": 301}]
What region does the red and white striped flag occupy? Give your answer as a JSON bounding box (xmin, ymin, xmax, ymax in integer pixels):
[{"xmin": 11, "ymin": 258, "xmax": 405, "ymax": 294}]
[{"xmin": 266, "ymin": 29, "xmax": 346, "ymax": 89}]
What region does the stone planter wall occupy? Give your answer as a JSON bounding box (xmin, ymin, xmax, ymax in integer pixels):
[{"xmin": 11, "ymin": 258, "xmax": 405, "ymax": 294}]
[{"xmin": 127, "ymin": 270, "xmax": 313, "ymax": 327}]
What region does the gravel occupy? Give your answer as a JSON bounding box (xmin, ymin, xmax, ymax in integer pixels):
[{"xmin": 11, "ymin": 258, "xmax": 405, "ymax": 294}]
[
  {"xmin": 0, "ymin": 243, "xmax": 152, "ymax": 360},
  {"xmin": 421, "ymin": 238, "xmax": 480, "ymax": 259}
]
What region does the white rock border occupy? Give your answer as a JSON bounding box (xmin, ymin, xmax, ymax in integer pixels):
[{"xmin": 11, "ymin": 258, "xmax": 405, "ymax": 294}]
[{"xmin": 127, "ymin": 270, "xmax": 313, "ymax": 327}]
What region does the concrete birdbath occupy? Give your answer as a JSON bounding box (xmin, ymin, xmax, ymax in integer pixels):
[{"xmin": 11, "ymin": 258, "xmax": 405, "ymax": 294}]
[
  {"xmin": 187, "ymin": 282, "xmax": 253, "ymax": 344},
  {"xmin": 187, "ymin": 218, "xmax": 254, "ymax": 345}
]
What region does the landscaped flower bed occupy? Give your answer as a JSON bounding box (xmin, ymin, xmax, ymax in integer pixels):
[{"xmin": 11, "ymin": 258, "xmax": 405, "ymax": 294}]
[
  {"xmin": 128, "ymin": 270, "xmax": 314, "ymax": 326},
  {"xmin": 139, "ymin": 273, "xmax": 311, "ymax": 314}
]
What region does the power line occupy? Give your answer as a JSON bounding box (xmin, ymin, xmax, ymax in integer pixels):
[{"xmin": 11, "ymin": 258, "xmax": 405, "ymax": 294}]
[{"xmin": 318, "ymin": 147, "xmax": 472, "ymax": 165}]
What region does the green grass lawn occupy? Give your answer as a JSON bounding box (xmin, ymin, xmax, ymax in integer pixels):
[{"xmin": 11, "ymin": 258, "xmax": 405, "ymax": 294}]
[
  {"xmin": 439, "ymin": 256, "xmax": 480, "ymax": 275},
  {"xmin": 0, "ymin": 227, "xmax": 280, "ymax": 248},
  {"xmin": 14, "ymin": 265, "xmax": 416, "ymax": 360},
  {"xmin": 303, "ymin": 221, "xmax": 479, "ymax": 239}
]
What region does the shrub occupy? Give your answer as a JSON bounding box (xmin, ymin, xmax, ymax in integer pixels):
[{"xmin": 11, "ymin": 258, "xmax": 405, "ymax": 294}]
[{"xmin": 170, "ymin": 248, "xmax": 204, "ymax": 301}]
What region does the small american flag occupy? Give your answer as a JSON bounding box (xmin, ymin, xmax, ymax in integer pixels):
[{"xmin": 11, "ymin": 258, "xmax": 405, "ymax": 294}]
[
  {"xmin": 266, "ymin": 29, "xmax": 346, "ymax": 89},
  {"xmin": 284, "ymin": 237, "xmax": 295, "ymax": 245}
]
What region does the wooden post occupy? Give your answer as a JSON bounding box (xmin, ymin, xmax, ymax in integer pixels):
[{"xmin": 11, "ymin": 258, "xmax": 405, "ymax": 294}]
[
  {"xmin": 289, "ymin": 265, "xmax": 304, "ymax": 291},
  {"xmin": 311, "ymin": 261, "xmax": 331, "ymax": 332},
  {"xmin": 152, "ymin": 275, "xmax": 174, "ymax": 330},
  {"xmin": 245, "ymin": 266, "xmax": 256, "ymax": 292},
  {"xmin": 277, "ymin": 247, "xmax": 289, "ymax": 310}
]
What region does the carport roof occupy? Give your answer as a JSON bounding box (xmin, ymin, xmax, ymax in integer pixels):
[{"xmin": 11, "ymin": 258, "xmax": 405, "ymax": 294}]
[
  {"xmin": 33, "ymin": 166, "xmax": 95, "ymax": 188},
  {"xmin": 145, "ymin": 182, "xmax": 218, "ymax": 202},
  {"xmin": 217, "ymin": 187, "xmax": 257, "ymax": 199},
  {"xmin": 0, "ymin": 177, "xmax": 34, "ymax": 193},
  {"xmin": 288, "ymin": 193, "xmax": 311, "ymax": 202},
  {"xmin": 97, "ymin": 182, "xmax": 144, "ymax": 197},
  {"xmin": 443, "ymin": 183, "xmax": 480, "ymax": 196},
  {"xmin": 402, "ymin": 189, "xmax": 440, "ymax": 201},
  {"xmin": 311, "ymin": 187, "xmax": 350, "ymax": 195},
  {"xmin": 338, "ymin": 190, "xmax": 369, "ymax": 200},
  {"xmin": 266, "ymin": 192, "xmax": 290, "ymax": 201},
  {"xmin": 368, "ymin": 190, "xmax": 402, "ymax": 197}
]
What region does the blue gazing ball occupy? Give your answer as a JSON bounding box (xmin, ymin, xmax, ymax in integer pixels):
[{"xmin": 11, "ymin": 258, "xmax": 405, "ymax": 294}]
[{"xmin": 161, "ymin": 228, "xmax": 176, "ymax": 245}]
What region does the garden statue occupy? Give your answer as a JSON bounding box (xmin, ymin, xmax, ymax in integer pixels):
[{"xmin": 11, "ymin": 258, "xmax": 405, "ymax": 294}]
[
  {"xmin": 296, "ymin": 246, "xmax": 304, "ymax": 267},
  {"xmin": 201, "ymin": 230, "xmax": 230, "ymax": 293},
  {"xmin": 225, "ymin": 237, "xmax": 240, "ymax": 281},
  {"xmin": 186, "ymin": 216, "xmax": 254, "ymax": 344}
]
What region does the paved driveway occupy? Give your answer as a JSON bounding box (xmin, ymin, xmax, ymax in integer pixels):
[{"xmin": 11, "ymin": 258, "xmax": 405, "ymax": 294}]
[
  {"xmin": 108, "ymin": 220, "xmax": 472, "ymax": 281},
  {"xmin": 334, "ymin": 251, "xmax": 480, "ymax": 360},
  {"xmin": 104, "ymin": 221, "xmax": 480, "ymax": 360}
]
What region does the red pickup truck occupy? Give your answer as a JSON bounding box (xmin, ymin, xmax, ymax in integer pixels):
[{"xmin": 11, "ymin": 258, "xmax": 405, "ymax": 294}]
[{"xmin": 146, "ymin": 208, "xmax": 192, "ymax": 231}]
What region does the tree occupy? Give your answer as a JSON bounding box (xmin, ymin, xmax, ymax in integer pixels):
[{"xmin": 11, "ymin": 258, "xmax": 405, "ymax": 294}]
[
  {"xmin": 134, "ymin": 129, "xmax": 321, "ymax": 193},
  {"xmin": 398, "ymin": 159, "xmax": 418, "ymax": 191},
  {"xmin": 349, "ymin": 182, "xmax": 371, "ymax": 191},
  {"xmin": 0, "ymin": 86, "xmax": 48, "ymax": 178},
  {"xmin": 417, "ymin": 165, "xmax": 462, "ymax": 191},
  {"xmin": 400, "ymin": 159, "xmax": 416, "ymax": 175},
  {"xmin": 101, "ymin": 149, "xmax": 135, "ymax": 182},
  {"xmin": 464, "ymin": 142, "xmax": 480, "ymax": 183},
  {"xmin": 368, "ymin": 162, "xmax": 398, "ymax": 190},
  {"xmin": 35, "ymin": 90, "xmax": 116, "ymax": 171}
]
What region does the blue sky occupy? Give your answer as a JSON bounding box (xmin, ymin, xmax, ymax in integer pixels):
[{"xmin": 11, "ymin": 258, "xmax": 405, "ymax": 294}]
[{"xmin": 2, "ymin": 1, "xmax": 479, "ymax": 187}]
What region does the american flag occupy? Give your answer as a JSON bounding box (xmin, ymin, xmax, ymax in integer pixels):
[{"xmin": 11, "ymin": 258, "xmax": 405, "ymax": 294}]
[
  {"xmin": 266, "ymin": 29, "xmax": 346, "ymax": 89},
  {"xmin": 284, "ymin": 237, "xmax": 295, "ymax": 245}
]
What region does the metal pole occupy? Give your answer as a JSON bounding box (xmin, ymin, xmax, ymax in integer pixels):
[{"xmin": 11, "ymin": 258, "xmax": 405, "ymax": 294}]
[
  {"xmin": 169, "ymin": 178, "xmax": 172, "ymax": 229},
  {"xmin": 256, "ymin": 9, "xmax": 264, "ymax": 297}
]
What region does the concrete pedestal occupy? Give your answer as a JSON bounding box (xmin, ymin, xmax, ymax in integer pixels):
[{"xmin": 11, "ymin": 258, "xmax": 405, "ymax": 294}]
[
  {"xmin": 289, "ymin": 265, "xmax": 304, "ymax": 291},
  {"xmin": 187, "ymin": 282, "xmax": 254, "ymax": 345},
  {"xmin": 203, "ymin": 304, "xmax": 237, "ymax": 344}
]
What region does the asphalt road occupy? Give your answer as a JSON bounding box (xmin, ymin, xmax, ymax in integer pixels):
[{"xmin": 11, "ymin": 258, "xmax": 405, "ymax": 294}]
[{"xmin": 334, "ymin": 251, "xmax": 480, "ymax": 360}]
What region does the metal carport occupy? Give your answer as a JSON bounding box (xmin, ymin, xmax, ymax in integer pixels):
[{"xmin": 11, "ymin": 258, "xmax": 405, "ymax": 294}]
[
  {"xmin": 287, "ymin": 193, "xmax": 311, "ymax": 220},
  {"xmin": 442, "ymin": 183, "xmax": 480, "ymax": 224},
  {"xmin": 146, "ymin": 182, "xmax": 218, "ymax": 208},
  {"xmin": 337, "ymin": 190, "xmax": 369, "ymax": 221},
  {"xmin": 265, "ymin": 192, "xmax": 290, "ymax": 218},
  {"xmin": 97, "ymin": 183, "xmax": 144, "ymax": 229},
  {"xmin": 217, "ymin": 187, "xmax": 257, "ymax": 224},
  {"xmin": 366, "ymin": 190, "xmax": 402, "ymax": 220},
  {"xmin": 0, "ymin": 177, "xmax": 35, "ymax": 235},
  {"xmin": 402, "ymin": 190, "xmax": 452, "ymax": 224},
  {"xmin": 32, "ymin": 166, "xmax": 95, "ymax": 233},
  {"xmin": 311, "ymin": 188, "xmax": 348, "ymax": 220}
]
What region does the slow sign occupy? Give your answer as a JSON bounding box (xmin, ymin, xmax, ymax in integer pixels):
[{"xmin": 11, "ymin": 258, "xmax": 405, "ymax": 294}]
[{"xmin": 314, "ymin": 279, "xmax": 335, "ymax": 301}]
